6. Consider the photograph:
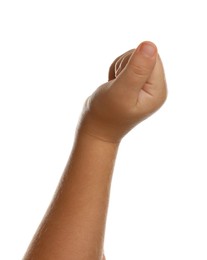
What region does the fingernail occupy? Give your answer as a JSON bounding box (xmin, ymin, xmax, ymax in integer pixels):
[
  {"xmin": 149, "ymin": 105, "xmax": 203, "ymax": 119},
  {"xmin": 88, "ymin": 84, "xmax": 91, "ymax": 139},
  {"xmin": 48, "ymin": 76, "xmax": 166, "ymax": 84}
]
[{"xmin": 139, "ymin": 42, "xmax": 157, "ymax": 58}]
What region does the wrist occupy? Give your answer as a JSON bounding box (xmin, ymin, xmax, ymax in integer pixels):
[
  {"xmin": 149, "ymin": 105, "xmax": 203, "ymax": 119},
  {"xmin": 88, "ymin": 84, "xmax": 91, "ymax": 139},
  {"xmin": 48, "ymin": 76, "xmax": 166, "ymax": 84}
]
[
  {"xmin": 69, "ymin": 128, "xmax": 120, "ymax": 180},
  {"xmin": 75, "ymin": 127, "xmax": 120, "ymax": 150},
  {"xmin": 76, "ymin": 112, "xmax": 127, "ymax": 145}
]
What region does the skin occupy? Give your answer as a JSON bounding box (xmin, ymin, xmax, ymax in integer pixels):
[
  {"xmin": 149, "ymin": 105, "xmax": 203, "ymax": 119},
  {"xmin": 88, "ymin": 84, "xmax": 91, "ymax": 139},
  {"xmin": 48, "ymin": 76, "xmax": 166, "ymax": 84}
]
[{"xmin": 23, "ymin": 41, "xmax": 167, "ymax": 260}]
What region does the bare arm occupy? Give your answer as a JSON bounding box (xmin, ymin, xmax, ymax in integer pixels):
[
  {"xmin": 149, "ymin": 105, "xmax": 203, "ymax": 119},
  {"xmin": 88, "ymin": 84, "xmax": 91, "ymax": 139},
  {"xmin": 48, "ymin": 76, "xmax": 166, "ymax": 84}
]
[
  {"xmin": 23, "ymin": 41, "xmax": 167, "ymax": 260},
  {"xmin": 23, "ymin": 132, "xmax": 118, "ymax": 260}
]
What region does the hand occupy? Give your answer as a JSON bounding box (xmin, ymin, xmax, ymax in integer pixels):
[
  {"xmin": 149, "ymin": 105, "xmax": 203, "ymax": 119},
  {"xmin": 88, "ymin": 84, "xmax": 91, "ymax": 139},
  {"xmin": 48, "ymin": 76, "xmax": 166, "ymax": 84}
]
[{"xmin": 77, "ymin": 41, "xmax": 167, "ymax": 143}]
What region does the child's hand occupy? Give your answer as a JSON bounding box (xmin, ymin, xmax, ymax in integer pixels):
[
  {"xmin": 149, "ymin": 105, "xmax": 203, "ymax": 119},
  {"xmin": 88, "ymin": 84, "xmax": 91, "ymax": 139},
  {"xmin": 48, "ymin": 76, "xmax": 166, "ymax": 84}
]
[{"xmin": 78, "ymin": 41, "xmax": 167, "ymax": 143}]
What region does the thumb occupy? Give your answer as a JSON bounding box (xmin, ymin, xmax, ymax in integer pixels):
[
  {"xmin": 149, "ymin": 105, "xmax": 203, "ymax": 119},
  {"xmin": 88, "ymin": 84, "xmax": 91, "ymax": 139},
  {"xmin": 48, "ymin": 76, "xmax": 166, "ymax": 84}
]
[{"xmin": 118, "ymin": 41, "xmax": 157, "ymax": 90}]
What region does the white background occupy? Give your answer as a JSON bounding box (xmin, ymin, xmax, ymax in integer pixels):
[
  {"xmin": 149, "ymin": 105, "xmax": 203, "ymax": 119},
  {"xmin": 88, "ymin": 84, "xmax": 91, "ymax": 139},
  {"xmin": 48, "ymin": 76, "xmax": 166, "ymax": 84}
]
[{"xmin": 0, "ymin": 0, "xmax": 207, "ymax": 259}]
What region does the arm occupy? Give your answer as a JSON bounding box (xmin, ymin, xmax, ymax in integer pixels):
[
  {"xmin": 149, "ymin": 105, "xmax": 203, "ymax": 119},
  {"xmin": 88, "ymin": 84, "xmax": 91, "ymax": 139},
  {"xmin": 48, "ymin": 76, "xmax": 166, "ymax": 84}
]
[
  {"xmin": 24, "ymin": 132, "xmax": 118, "ymax": 260},
  {"xmin": 23, "ymin": 41, "xmax": 167, "ymax": 260}
]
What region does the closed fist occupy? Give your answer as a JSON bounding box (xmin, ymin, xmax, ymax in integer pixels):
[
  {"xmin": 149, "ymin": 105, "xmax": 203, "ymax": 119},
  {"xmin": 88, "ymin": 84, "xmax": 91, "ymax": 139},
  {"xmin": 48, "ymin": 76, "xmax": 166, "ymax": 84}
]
[{"xmin": 78, "ymin": 41, "xmax": 167, "ymax": 143}]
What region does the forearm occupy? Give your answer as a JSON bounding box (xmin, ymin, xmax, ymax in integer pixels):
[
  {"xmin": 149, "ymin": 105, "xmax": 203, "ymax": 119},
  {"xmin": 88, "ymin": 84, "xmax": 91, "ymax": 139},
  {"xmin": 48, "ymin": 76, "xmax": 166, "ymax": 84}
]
[{"xmin": 23, "ymin": 131, "xmax": 119, "ymax": 260}]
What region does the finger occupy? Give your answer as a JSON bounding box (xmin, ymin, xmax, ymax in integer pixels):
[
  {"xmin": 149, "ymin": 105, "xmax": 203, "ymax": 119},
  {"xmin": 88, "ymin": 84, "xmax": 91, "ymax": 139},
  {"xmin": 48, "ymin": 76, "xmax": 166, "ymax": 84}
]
[
  {"xmin": 108, "ymin": 49, "xmax": 134, "ymax": 81},
  {"xmin": 117, "ymin": 41, "xmax": 157, "ymax": 91},
  {"xmin": 115, "ymin": 51, "xmax": 133, "ymax": 77},
  {"xmin": 108, "ymin": 54, "xmax": 122, "ymax": 81}
]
